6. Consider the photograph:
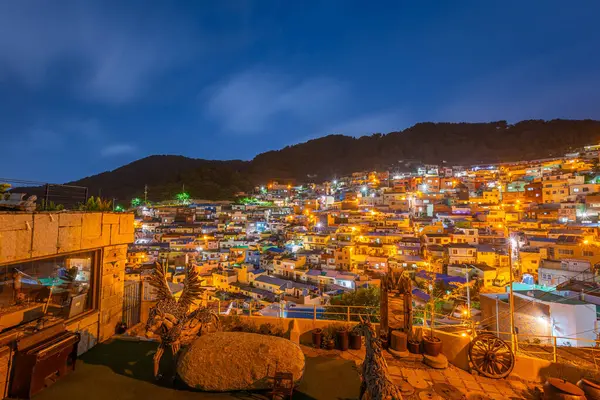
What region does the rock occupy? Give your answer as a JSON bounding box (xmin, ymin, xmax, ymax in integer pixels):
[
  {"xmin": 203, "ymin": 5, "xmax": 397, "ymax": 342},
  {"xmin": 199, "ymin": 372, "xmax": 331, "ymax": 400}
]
[
  {"xmin": 423, "ymin": 353, "xmax": 448, "ymax": 369},
  {"xmin": 177, "ymin": 332, "xmax": 305, "ymax": 391},
  {"xmin": 388, "ymin": 348, "xmax": 411, "ymax": 358}
]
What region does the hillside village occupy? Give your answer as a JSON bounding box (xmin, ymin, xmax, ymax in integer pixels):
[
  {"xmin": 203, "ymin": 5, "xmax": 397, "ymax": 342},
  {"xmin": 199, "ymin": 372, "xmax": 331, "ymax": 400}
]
[{"xmin": 128, "ymin": 143, "xmax": 600, "ymax": 346}]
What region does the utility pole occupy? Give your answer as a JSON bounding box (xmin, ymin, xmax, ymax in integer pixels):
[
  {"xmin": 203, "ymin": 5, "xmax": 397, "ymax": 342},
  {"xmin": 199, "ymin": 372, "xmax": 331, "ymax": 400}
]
[
  {"xmin": 508, "ymin": 233, "xmax": 518, "ymax": 352},
  {"xmin": 465, "ymin": 265, "xmax": 471, "ymax": 319},
  {"xmin": 144, "ymin": 184, "xmax": 148, "ymax": 204}
]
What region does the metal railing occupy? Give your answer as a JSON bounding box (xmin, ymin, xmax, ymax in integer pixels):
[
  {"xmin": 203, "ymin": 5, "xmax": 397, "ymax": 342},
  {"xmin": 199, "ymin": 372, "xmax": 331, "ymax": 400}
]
[
  {"xmin": 468, "ymin": 329, "xmax": 600, "ymax": 370},
  {"xmin": 205, "ymin": 300, "xmax": 380, "ymax": 321},
  {"xmin": 203, "ymin": 300, "xmax": 458, "ymax": 326}
]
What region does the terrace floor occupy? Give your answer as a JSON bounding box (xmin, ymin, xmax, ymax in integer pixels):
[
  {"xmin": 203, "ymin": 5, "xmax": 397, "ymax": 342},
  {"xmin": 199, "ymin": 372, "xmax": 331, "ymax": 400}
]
[{"xmin": 32, "ymin": 338, "xmax": 543, "ymax": 400}]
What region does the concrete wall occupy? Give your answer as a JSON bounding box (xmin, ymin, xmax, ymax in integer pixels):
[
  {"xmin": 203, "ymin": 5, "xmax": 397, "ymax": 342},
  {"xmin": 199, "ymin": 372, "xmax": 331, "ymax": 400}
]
[
  {"xmin": 481, "ymin": 293, "xmax": 551, "ymax": 342},
  {"xmin": 513, "ymin": 354, "xmax": 600, "ymax": 383},
  {"xmin": 0, "ymin": 212, "xmax": 134, "ymax": 353},
  {"xmin": 550, "ymin": 302, "xmax": 597, "ymax": 346}
]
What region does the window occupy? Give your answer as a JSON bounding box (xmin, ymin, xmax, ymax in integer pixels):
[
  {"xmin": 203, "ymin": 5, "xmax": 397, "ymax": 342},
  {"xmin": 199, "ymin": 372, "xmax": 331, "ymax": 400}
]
[
  {"xmin": 452, "ymin": 250, "xmax": 458, "ymax": 255},
  {"xmin": 583, "ymin": 188, "xmax": 589, "ymax": 192},
  {"xmin": 558, "ymin": 249, "xmax": 574, "ymax": 256},
  {"xmin": 583, "ymin": 251, "xmax": 594, "ymax": 257},
  {"xmin": 1, "ymin": 251, "xmax": 97, "ymax": 329}
]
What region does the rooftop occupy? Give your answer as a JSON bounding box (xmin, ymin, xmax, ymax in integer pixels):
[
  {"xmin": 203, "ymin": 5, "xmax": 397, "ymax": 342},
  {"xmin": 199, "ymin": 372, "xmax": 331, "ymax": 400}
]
[{"xmin": 514, "ymin": 289, "xmax": 588, "ymax": 305}]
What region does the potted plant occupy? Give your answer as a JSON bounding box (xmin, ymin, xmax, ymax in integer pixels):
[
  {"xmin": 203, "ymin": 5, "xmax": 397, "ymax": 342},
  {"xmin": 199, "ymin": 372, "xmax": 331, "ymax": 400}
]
[
  {"xmin": 312, "ymin": 328, "xmax": 323, "ymax": 348},
  {"xmin": 321, "ymin": 328, "xmax": 335, "ymax": 350},
  {"xmin": 349, "ymin": 330, "xmax": 362, "ymax": 350},
  {"xmin": 336, "ymin": 325, "xmax": 349, "ymax": 351},
  {"xmin": 407, "ymin": 339, "xmax": 422, "ymax": 354}
]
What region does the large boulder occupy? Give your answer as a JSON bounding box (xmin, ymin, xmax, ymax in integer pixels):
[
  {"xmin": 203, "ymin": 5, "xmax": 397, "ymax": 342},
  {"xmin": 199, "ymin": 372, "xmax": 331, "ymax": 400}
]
[{"xmin": 177, "ymin": 332, "xmax": 305, "ymax": 391}]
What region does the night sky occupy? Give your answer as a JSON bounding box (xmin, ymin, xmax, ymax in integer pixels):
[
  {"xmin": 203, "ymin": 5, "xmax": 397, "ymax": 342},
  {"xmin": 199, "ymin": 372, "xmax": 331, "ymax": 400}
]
[{"xmin": 2, "ymin": 1, "xmax": 600, "ymax": 183}]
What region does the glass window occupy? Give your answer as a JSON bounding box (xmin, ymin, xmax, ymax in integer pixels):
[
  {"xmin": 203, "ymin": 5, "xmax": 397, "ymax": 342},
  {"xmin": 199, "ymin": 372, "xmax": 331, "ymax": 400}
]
[{"xmin": 0, "ymin": 251, "xmax": 96, "ymax": 331}]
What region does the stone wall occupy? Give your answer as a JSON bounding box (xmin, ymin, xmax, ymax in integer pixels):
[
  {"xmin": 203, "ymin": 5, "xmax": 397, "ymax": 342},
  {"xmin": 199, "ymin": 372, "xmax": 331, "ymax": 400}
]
[
  {"xmin": 99, "ymin": 244, "xmax": 128, "ymax": 342},
  {"xmin": 0, "ymin": 212, "xmax": 134, "ymax": 264},
  {"xmin": 0, "ymin": 211, "xmax": 134, "ymax": 352}
]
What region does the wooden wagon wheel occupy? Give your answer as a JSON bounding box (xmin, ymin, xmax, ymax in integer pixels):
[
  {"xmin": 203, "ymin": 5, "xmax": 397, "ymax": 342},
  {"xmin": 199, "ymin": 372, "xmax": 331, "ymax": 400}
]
[{"xmin": 469, "ymin": 334, "xmax": 515, "ymax": 379}]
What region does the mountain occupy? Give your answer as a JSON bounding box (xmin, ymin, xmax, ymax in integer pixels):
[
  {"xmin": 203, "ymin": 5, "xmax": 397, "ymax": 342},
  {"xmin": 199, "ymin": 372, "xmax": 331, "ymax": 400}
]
[{"xmin": 68, "ymin": 119, "xmax": 600, "ymax": 202}]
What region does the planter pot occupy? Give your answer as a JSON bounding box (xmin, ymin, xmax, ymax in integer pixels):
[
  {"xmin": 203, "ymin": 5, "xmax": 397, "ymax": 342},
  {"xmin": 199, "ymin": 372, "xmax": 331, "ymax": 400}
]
[
  {"xmin": 544, "ymin": 378, "xmax": 586, "ymax": 400},
  {"xmin": 336, "ymin": 330, "xmax": 349, "ymax": 351},
  {"xmin": 577, "ymin": 378, "xmax": 600, "ymax": 400},
  {"xmin": 349, "ymin": 333, "xmax": 362, "ymax": 350},
  {"xmin": 325, "ymin": 340, "xmax": 335, "ymax": 350},
  {"xmin": 423, "ymin": 336, "xmax": 442, "ymax": 357},
  {"xmin": 312, "ymin": 329, "xmax": 322, "ymax": 349},
  {"xmin": 390, "ymin": 331, "xmax": 408, "ymax": 353},
  {"xmin": 407, "ymin": 340, "xmax": 422, "ymax": 354}
]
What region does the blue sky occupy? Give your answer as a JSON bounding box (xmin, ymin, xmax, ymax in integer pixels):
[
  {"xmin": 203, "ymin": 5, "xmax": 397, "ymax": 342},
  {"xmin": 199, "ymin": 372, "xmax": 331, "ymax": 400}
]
[{"xmin": 2, "ymin": 1, "xmax": 600, "ymax": 183}]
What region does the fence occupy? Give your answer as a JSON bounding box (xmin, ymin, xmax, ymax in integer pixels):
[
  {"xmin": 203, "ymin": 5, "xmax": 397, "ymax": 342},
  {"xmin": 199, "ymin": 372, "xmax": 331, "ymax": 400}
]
[
  {"xmin": 123, "ymin": 281, "xmax": 142, "ymax": 329},
  {"xmin": 0, "ymin": 178, "xmax": 88, "ymax": 210},
  {"xmin": 469, "ymin": 329, "xmax": 600, "ymax": 371},
  {"xmin": 205, "ymin": 300, "xmax": 380, "ymax": 321}
]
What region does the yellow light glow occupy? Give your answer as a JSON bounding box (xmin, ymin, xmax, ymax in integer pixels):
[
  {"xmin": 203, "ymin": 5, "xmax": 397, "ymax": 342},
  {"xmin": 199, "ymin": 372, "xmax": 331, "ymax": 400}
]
[
  {"xmin": 584, "ymin": 239, "xmax": 590, "ymax": 245},
  {"xmin": 497, "ymin": 224, "xmax": 503, "ymax": 228},
  {"xmin": 462, "ymin": 310, "xmax": 468, "ymax": 315},
  {"xmin": 461, "ymin": 332, "xmax": 467, "ymax": 337}
]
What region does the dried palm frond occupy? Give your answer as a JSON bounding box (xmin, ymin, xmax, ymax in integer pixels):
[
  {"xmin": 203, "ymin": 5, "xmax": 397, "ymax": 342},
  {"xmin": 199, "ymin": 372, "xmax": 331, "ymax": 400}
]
[
  {"xmin": 178, "ymin": 265, "xmax": 205, "ymax": 310},
  {"xmin": 148, "ymin": 262, "xmax": 174, "ymax": 302}
]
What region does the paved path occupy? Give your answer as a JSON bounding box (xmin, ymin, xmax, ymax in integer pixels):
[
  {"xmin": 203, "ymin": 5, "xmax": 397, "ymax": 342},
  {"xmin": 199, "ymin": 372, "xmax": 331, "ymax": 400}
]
[{"xmin": 301, "ymin": 345, "xmax": 545, "ymax": 399}]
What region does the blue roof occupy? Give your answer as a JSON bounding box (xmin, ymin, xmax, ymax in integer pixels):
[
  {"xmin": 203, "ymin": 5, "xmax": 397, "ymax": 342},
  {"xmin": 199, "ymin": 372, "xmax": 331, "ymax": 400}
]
[
  {"xmin": 412, "ymin": 288, "xmax": 430, "ymax": 302},
  {"xmin": 415, "ymin": 270, "xmax": 467, "ymax": 284},
  {"xmin": 255, "ymin": 275, "xmax": 288, "ymax": 287}
]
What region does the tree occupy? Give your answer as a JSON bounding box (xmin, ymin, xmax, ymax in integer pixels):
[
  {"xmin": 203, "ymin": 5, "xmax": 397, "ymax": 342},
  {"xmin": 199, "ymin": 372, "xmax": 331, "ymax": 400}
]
[
  {"xmin": 131, "ymin": 198, "xmax": 142, "ymax": 207},
  {"xmin": 0, "ymin": 183, "xmax": 10, "ymax": 194},
  {"xmin": 326, "ymin": 286, "xmax": 380, "ymax": 322},
  {"xmin": 80, "ymin": 196, "xmax": 113, "ymax": 211},
  {"xmin": 176, "ymin": 192, "xmax": 190, "ymax": 205}
]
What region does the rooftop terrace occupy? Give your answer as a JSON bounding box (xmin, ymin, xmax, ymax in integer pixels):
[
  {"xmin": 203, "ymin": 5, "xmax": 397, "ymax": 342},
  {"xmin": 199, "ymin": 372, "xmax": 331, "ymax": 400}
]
[{"xmin": 34, "ymin": 336, "xmax": 545, "ymax": 400}]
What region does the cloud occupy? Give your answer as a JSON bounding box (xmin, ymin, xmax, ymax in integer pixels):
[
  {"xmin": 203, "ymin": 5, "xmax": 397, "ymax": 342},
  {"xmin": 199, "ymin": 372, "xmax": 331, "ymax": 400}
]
[
  {"xmin": 205, "ymin": 69, "xmax": 347, "ymax": 134},
  {"xmin": 0, "ymin": 2, "xmax": 193, "ymax": 103},
  {"xmin": 100, "ymin": 144, "xmax": 137, "ymax": 157}
]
